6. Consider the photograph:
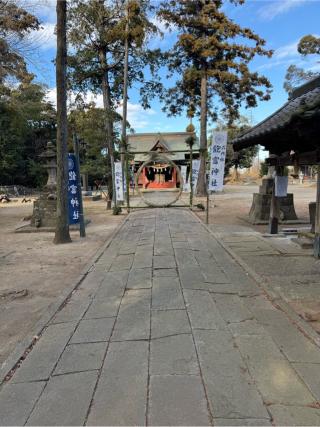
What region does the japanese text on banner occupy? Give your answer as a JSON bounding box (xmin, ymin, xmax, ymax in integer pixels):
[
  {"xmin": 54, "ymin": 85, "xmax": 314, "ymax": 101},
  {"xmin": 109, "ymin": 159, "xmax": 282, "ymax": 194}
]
[
  {"xmin": 181, "ymin": 165, "xmax": 190, "ymax": 192},
  {"xmin": 68, "ymin": 154, "xmax": 80, "ymax": 224},
  {"xmin": 114, "ymin": 162, "xmax": 124, "ymax": 201},
  {"xmin": 209, "ymin": 131, "xmax": 228, "ymax": 192},
  {"xmin": 192, "ymin": 160, "xmax": 200, "ymax": 190}
]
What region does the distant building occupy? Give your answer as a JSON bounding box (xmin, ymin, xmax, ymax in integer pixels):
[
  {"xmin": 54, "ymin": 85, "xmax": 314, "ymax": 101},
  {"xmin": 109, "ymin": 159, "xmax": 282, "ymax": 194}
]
[{"xmin": 127, "ymin": 132, "xmax": 199, "ymax": 189}]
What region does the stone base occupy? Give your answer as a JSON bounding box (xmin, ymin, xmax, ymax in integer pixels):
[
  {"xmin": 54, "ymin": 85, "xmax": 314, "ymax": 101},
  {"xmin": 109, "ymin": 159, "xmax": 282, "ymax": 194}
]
[
  {"xmin": 31, "ymin": 195, "xmax": 57, "ymax": 228},
  {"xmin": 15, "ymin": 219, "xmax": 90, "ymax": 233},
  {"xmin": 248, "ymin": 193, "xmax": 298, "ymax": 224}
]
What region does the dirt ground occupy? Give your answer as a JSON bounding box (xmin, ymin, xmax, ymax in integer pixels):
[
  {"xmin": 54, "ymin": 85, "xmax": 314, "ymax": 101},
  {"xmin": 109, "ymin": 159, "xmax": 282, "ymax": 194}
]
[
  {"xmin": 0, "ymin": 182, "xmax": 318, "ymax": 367},
  {"xmin": 0, "ymin": 199, "xmax": 124, "ymax": 366}
]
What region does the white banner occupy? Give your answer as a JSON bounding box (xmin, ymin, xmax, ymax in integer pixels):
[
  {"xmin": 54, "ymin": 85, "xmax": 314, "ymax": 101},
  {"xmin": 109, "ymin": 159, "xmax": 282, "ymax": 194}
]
[
  {"xmin": 114, "ymin": 162, "xmax": 124, "ymax": 201},
  {"xmin": 191, "ymin": 160, "xmax": 200, "ymax": 190},
  {"xmin": 181, "ymin": 165, "xmax": 190, "ymax": 192},
  {"xmin": 209, "ymin": 131, "xmax": 228, "ymax": 192}
]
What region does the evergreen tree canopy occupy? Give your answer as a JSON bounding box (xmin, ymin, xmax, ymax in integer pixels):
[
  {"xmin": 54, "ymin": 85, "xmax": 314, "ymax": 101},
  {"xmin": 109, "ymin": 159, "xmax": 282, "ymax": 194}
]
[
  {"xmin": 298, "ymin": 35, "xmax": 320, "ymax": 56},
  {"xmin": 0, "ymin": 0, "xmax": 40, "ymax": 83},
  {"xmin": 0, "ymin": 82, "xmax": 56, "ymax": 186},
  {"xmin": 157, "ymin": 0, "xmax": 272, "ymax": 195}
]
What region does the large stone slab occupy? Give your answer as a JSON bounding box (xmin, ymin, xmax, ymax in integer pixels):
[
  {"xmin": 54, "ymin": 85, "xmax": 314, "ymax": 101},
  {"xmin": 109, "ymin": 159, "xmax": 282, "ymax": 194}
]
[
  {"xmin": 70, "ymin": 317, "xmax": 115, "ymax": 343},
  {"xmin": 213, "ymin": 294, "xmax": 254, "ymax": 323},
  {"xmin": 214, "ymin": 418, "xmax": 272, "ymax": 426},
  {"xmin": 269, "ymin": 404, "xmax": 320, "ymax": 426},
  {"xmin": 253, "ymin": 309, "xmax": 320, "ymax": 363},
  {"xmin": 174, "ymin": 248, "xmax": 198, "ymax": 267},
  {"xmin": 132, "ymin": 245, "xmax": 153, "ymax": 269},
  {"xmin": 84, "ymin": 296, "xmax": 121, "ymax": 319},
  {"xmin": 109, "ymin": 254, "xmax": 134, "ymax": 271},
  {"xmin": 0, "ymin": 381, "xmax": 45, "ymax": 426},
  {"xmin": 152, "ymin": 277, "xmax": 185, "ymax": 310},
  {"xmin": 184, "ymin": 289, "xmax": 227, "ymax": 330},
  {"xmin": 153, "ymin": 255, "xmax": 176, "ymax": 269},
  {"xmin": 149, "ymin": 375, "xmax": 210, "ymax": 426},
  {"xmin": 127, "ymin": 268, "xmax": 152, "ymax": 289},
  {"xmin": 292, "ymin": 362, "xmax": 320, "ymax": 400},
  {"xmin": 12, "ymin": 322, "xmax": 77, "ymax": 383},
  {"xmin": 179, "ymin": 266, "xmax": 207, "ymax": 290},
  {"xmin": 53, "ymin": 342, "xmax": 107, "ymax": 375},
  {"xmin": 151, "ymin": 334, "xmax": 199, "ymax": 375},
  {"xmin": 236, "ymin": 335, "xmax": 315, "ymax": 405},
  {"xmin": 151, "ymin": 309, "xmax": 190, "ymax": 339},
  {"xmin": 87, "ymin": 341, "xmax": 148, "ymax": 426},
  {"xmin": 95, "ymin": 270, "xmax": 128, "ymax": 299},
  {"xmin": 112, "ymin": 289, "xmax": 151, "ymax": 341},
  {"xmin": 194, "ymin": 329, "xmax": 269, "ymax": 419},
  {"xmin": 51, "ymin": 299, "xmax": 91, "ymax": 324},
  {"xmin": 26, "ymin": 371, "xmax": 98, "ymax": 426}
]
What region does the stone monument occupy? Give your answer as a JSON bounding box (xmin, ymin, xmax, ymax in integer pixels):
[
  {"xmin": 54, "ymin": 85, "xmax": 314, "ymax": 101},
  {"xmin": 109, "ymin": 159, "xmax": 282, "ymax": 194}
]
[
  {"xmin": 248, "ymin": 174, "xmax": 298, "ymax": 224},
  {"xmin": 30, "ymin": 142, "xmax": 57, "ymax": 228}
]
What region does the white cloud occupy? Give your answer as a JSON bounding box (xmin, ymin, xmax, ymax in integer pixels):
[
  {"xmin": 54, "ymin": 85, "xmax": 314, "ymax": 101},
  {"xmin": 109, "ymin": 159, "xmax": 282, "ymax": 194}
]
[
  {"xmin": 45, "ymin": 88, "xmax": 156, "ymax": 130},
  {"xmin": 273, "ymin": 41, "xmax": 299, "ymax": 60},
  {"xmin": 116, "ymin": 101, "xmax": 156, "ymax": 130},
  {"xmin": 258, "ymin": 0, "xmax": 308, "ymax": 20}
]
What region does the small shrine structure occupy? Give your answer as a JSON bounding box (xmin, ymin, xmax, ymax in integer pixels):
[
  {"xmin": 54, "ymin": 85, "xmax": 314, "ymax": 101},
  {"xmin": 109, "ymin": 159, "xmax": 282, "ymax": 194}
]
[
  {"xmin": 232, "ymin": 76, "xmax": 320, "ymax": 256},
  {"xmin": 127, "ymin": 132, "xmax": 199, "ymax": 190}
]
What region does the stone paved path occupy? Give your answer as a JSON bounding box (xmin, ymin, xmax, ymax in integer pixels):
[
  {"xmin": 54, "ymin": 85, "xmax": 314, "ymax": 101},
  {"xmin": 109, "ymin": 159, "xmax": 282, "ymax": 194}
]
[{"xmin": 1, "ymin": 209, "xmax": 320, "ymax": 426}]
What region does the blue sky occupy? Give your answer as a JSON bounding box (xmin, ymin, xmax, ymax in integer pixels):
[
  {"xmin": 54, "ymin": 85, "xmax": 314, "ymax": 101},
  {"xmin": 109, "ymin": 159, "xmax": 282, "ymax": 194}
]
[{"xmin": 26, "ymin": 0, "xmax": 320, "ymax": 136}]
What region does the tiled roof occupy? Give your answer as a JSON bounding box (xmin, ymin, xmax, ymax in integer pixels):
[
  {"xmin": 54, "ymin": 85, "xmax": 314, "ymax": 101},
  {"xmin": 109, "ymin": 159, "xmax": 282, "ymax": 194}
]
[
  {"xmin": 233, "ymin": 76, "xmax": 320, "ymax": 153},
  {"xmin": 127, "ymin": 132, "xmax": 199, "ymax": 162}
]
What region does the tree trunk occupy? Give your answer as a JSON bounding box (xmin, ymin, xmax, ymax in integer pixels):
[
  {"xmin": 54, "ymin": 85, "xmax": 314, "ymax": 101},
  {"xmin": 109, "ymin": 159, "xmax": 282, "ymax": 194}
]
[
  {"xmin": 54, "ymin": 0, "xmax": 71, "ymax": 244},
  {"xmin": 196, "ymin": 70, "xmax": 208, "ymax": 196},
  {"xmin": 121, "ymin": 2, "xmax": 129, "ymax": 205},
  {"xmin": 99, "ymin": 49, "xmax": 117, "ymax": 207}
]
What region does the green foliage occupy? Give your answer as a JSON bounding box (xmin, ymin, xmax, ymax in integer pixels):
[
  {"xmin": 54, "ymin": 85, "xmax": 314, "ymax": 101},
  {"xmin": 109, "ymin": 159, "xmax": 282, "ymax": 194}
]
[
  {"xmin": 298, "ymin": 35, "xmax": 320, "ymax": 56},
  {"xmin": 284, "ymin": 35, "xmax": 320, "ymax": 94},
  {"xmin": 214, "ymin": 116, "xmax": 258, "ymax": 176},
  {"xmin": 68, "ymin": 106, "xmax": 110, "ymax": 184},
  {"xmin": 0, "ymin": 82, "xmax": 56, "ymax": 186},
  {"xmin": 283, "ymin": 65, "xmax": 318, "ymax": 94},
  {"xmin": 157, "ymin": 0, "xmax": 273, "ymax": 122},
  {"xmin": 0, "ymin": 1, "xmax": 40, "ymax": 83},
  {"xmin": 259, "ymin": 161, "xmax": 268, "ymax": 177}
]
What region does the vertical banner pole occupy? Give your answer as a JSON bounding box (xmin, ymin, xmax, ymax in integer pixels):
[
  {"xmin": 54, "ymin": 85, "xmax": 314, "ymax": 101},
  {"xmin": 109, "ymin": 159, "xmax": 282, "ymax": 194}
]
[
  {"xmin": 190, "ymin": 145, "xmax": 193, "ymax": 208},
  {"xmin": 73, "ymin": 133, "xmax": 86, "ymax": 238},
  {"xmin": 125, "ymin": 145, "xmax": 130, "ymax": 213},
  {"xmin": 314, "ymin": 165, "xmax": 320, "ymax": 257},
  {"xmin": 206, "ymin": 190, "xmax": 209, "ymax": 224}
]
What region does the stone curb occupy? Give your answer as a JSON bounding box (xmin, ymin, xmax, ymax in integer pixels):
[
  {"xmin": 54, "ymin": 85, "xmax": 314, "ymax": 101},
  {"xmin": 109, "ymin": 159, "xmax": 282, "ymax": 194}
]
[
  {"xmin": 0, "ymin": 215, "xmax": 129, "ymax": 385},
  {"xmin": 190, "ymin": 210, "xmax": 320, "ymax": 349}
]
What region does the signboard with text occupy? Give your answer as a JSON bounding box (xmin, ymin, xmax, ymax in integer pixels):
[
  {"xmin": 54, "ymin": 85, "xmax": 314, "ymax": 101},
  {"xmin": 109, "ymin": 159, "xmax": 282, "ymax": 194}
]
[
  {"xmin": 192, "ymin": 160, "xmax": 200, "ymax": 190},
  {"xmin": 68, "ymin": 153, "xmax": 80, "ymax": 224},
  {"xmin": 208, "ymin": 131, "xmax": 228, "ymax": 192},
  {"xmin": 114, "ymin": 162, "xmax": 124, "ymax": 201}
]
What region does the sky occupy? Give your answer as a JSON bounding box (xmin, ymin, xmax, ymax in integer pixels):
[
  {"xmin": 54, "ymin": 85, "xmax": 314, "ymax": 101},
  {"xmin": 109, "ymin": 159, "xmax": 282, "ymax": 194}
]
[{"xmin": 25, "ymin": 0, "xmax": 320, "ymax": 138}]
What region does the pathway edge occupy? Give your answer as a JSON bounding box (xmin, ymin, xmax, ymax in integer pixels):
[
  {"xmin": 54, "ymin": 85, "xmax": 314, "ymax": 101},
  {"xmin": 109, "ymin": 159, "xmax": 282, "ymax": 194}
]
[
  {"xmin": 0, "ymin": 215, "xmax": 129, "ymax": 385},
  {"xmin": 190, "ymin": 210, "xmax": 320, "ymax": 349}
]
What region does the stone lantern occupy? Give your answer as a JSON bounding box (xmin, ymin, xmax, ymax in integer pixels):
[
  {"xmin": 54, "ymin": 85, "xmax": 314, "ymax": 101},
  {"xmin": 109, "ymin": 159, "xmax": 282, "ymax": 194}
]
[{"xmin": 31, "ymin": 142, "xmax": 58, "ymax": 228}]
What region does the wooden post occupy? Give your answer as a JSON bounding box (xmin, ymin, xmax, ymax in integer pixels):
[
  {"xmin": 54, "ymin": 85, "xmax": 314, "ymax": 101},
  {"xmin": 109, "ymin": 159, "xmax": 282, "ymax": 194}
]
[
  {"xmin": 314, "ymin": 166, "xmax": 320, "ymax": 257},
  {"xmin": 73, "ymin": 134, "xmax": 86, "ymax": 238},
  {"xmin": 189, "ymin": 145, "xmax": 193, "ymax": 208}
]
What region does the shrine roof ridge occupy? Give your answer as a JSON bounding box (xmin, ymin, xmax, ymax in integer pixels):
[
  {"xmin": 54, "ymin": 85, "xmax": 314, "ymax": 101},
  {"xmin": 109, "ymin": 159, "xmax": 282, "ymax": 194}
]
[{"xmin": 232, "ymin": 75, "xmax": 320, "ymax": 152}]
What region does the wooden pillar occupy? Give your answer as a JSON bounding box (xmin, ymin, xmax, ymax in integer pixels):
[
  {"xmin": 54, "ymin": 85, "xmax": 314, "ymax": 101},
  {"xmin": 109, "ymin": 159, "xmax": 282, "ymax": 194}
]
[{"xmin": 314, "ymin": 166, "xmax": 320, "ymax": 257}]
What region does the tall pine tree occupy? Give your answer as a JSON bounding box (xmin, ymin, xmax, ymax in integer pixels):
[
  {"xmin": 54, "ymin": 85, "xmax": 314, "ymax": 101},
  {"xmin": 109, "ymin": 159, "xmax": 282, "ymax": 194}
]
[{"xmin": 158, "ymin": 0, "xmax": 272, "ymax": 195}]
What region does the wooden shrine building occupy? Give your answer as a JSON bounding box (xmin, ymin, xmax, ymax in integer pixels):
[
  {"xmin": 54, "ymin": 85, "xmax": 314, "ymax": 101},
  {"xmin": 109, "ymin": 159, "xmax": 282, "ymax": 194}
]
[
  {"xmin": 127, "ymin": 132, "xmax": 199, "ymax": 190},
  {"xmin": 232, "ymin": 76, "xmax": 320, "ymax": 256}
]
